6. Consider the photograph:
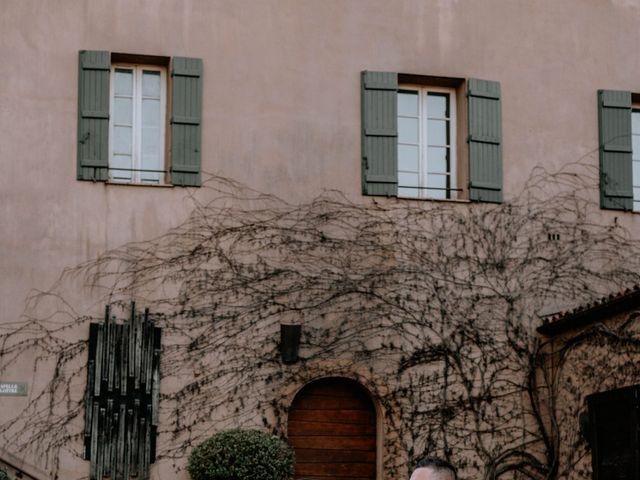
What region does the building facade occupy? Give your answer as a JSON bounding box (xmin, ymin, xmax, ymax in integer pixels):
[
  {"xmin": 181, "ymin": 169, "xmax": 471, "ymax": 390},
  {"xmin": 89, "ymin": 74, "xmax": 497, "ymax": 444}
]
[{"xmin": 2, "ymin": 1, "xmax": 640, "ymax": 479}]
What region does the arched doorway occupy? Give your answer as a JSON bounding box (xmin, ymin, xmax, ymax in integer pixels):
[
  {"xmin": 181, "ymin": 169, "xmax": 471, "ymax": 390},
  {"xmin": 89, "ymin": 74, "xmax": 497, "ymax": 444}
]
[{"xmin": 288, "ymin": 377, "xmax": 377, "ymax": 479}]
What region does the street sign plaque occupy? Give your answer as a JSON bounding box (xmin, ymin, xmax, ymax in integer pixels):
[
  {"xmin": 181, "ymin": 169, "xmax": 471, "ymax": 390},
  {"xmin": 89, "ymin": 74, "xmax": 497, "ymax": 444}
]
[{"xmin": 0, "ymin": 382, "xmax": 27, "ymax": 396}]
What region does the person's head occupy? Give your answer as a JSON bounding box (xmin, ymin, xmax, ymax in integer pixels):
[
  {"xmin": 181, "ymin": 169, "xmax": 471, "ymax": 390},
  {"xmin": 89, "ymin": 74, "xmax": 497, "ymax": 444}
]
[{"xmin": 410, "ymin": 457, "xmax": 457, "ymax": 480}]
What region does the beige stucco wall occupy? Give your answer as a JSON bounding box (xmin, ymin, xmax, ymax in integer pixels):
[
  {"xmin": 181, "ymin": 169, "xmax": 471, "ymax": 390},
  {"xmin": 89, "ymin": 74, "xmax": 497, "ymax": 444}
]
[
  {"xmin": 6, "ymin": 0, "xmax": 640, "ymax": 319},
  {"xmin": 3, "ymin": 0, "xmax": 640, "ymax": 478}
]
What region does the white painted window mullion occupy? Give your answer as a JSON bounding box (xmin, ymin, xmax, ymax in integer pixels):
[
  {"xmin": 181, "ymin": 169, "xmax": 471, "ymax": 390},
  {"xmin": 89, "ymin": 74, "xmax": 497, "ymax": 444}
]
[
  {"xmin": 132, "ymin": 67, "xmax": 141, "ymax": 184},
  {"xmin": 420, "ymin": 89, "xmax": 428, "ymax": 199}
]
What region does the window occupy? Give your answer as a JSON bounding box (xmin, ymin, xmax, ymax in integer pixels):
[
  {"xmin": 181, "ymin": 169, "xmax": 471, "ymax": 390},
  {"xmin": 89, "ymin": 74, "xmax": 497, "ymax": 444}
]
[
  {"xmin": 77, "ymin": 51, "xmax": 202, "ymax": 187},
  {"xmin": 587, "ymin": 385, "xmax": 639, "ymax": 479},
  {"xmin": 110, "ymin": 65, "xmax": 166, "ymax": 184},
  {"xmin": 361, "ymin": 71, "xmax": 502, "ymax": 203},
  {"xmin": 397, "ymin": 86, "xmax": 457, "ymax": 199}
]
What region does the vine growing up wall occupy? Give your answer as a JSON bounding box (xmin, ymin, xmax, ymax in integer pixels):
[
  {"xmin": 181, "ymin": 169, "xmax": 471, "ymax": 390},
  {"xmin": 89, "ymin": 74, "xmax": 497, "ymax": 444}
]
[{"xmin": 2, "ymin": 160, "xmax": 640, "ymax": 479}]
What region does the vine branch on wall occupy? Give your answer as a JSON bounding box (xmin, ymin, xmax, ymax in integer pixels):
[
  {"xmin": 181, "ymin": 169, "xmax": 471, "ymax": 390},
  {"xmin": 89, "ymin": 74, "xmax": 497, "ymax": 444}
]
[{"xmin": 2, "ymin": 160, "xmax": 640, "ymax": 479}]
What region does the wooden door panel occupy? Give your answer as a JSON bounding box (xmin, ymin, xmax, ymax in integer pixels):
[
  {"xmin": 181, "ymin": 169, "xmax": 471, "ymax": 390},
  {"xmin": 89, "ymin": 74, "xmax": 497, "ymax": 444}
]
[
  {"xmin": 289, "ymin": 409, "xmax": 375, "ymax": 424},
  {"xmin": 294, "ymin": 449, "xmax": 376, "ymax": 463},
  {"xmin": 289, "ymin": 420, "xmax": 377, "ymax": 436},
  {"xmin": 288, "ymin": 378, "xmax": 377, "ymax": 479},
  {"xmin": 289, "ymin": 436, "xmax": 376, "ymax": 450},
  {"xmin": 296, "ymin": 462, "xmax": 376, "ymax": 477},
  {"xmin": 291, "ymin": 394, "xmax": 372, "ymax": 410}
]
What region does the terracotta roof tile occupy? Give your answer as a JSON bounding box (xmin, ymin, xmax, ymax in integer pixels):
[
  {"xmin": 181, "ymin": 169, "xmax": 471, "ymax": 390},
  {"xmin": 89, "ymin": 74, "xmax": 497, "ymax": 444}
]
[{"xmin": 537, "ymin": 285, "xmax": 640, "ymax": 336}]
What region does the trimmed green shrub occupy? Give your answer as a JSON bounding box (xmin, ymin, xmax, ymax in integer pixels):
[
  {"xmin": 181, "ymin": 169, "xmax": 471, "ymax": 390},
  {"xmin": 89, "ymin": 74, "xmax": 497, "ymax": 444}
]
[
  {"xmin": 0, "ymin": 468, "xmax": 8, "ymax": 480},
  {"xmin": 188, "ymin": 429, "xmax": 294, "ymax": 480}
]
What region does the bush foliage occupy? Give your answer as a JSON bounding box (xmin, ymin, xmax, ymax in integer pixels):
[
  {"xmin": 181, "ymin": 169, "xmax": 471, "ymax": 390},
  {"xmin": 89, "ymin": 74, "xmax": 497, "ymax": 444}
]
[
  {"xmin": 188, "ymin": 429, "xmax": 294, "ymax": 480},
  {"xmin": 0, "ymin": 469, "xmax": 8, "ymax": 480}
]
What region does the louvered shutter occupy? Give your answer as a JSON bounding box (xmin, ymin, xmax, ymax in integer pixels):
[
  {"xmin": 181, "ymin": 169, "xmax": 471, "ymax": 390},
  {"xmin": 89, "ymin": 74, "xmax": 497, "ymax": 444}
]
[
  {"xmin": 598, "ymin": 90, "xmax": 633, "ymax": 211},
  {"xmin": 77, "ymin": 50, "xmax": 110, "ymax": 181},
  {"xmin": 587, "ymin": 386, "xmax": 639, "ymax": 480},
  {"xmin": 361, "ymin": 71, "xmax": 398, "ymax": 196},
  {"xmin": 171, "ymin": 57, "xmax": 203, "ymax": 187},
  {"xmin": 468, "ymin": 79, "xmax": 503, "ymax": 203}
]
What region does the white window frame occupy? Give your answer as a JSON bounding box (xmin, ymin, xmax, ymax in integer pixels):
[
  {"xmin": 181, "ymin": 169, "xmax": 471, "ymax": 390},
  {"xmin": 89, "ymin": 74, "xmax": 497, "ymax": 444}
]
[
  {"xmin": 108, "ymin": 64, "xmax": 167, "ymax": 184},
  {"xmin": 397, "ymin": 85, "xmax": 457, "ymax": 199}
]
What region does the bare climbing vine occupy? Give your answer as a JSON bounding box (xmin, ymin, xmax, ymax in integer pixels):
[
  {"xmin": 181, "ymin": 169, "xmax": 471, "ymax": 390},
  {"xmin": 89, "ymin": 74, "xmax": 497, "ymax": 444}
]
[{"xmin": 2, "ymin": 159, "xmax": 640, "ymax": 479}]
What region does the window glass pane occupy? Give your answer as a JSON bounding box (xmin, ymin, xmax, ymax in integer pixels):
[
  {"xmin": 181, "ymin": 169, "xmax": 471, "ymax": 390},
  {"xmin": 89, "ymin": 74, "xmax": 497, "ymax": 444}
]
[
  {"xmin": 111, "ymin": 154, "xmax": 132, "ymax": 170},
  {"xmin": 142, "ymin": 71, "xmax": 161, "ymax": 98},
  {"xmin": 398, "ymin": 91, "xmax": 418, "ymax": 116},
  {"xmin": 141, "ymin": 97, "xmax": 163, "ymax": 182},
  {"xmin": 633, "ymin": 136, "xmax": 640, "ymax": 160},
  {"xmin": 114, "ymin": 97, "xmax": 132, "ymax": 125},
  {"xmin": 398, "ymin": 187, "xmax": 420, "ymax": 197},
  {"xmin": 110, "ymin": 154, "xmax": 133, "ymax": 182},
  {"xmin": 398, "ymin": 171, "xmax": 420, "ymax": 188},
  {"xmin": 141, "ymin": 152, "xmax": 161, "ymax": 170},
  {"xmin": 427, "ymin": 147, "xmax": 448, "ymax": 173},
  {"xmin": 427, "ymin": 94, "xmax": 447, "ymax": 118},
  {"xmin": 141, "ymin": 93, "xmax": 163, "ymax": 183},
  {"xmin": 427, "ymin": 174, "xmax": 447, "ymax": 199},
  {"xmin": 427, "ymin": 119, "xmax": 448, "ymax": 146},
  {"xmin": 399, "ymin": 144, "xmax": 419, "ymax": 172},
  {"xmin": 142, "ymin": 128, "xmax": 160, "ymax": 155},
  {"xmin": 114, "ymin": 69, "xmax": 133, "ymax": 96},
  {"xmin": 398, "ymin": 117, "xmax": 419, "ymax": 144},
  {"xmin": 634, "ymin": 161, "xmax": 640, "ymax": 187},
  {"xmin": 634, "ymin": 187, "xmax": 640, "ymax": 205},
  {"xmin": 632, "ymin": 111, "xmax": 640, "ymax": 134},
  {"xmin": 140, "ymin": 152, "xmax": 162, "ymax": 183},
  {"xmin": 113, "ymin": 126, "xmax": 132, "ymax": 155},
  {"xmin": 142, "ymin": 98, "xmax": 161, "ymax": 127}
]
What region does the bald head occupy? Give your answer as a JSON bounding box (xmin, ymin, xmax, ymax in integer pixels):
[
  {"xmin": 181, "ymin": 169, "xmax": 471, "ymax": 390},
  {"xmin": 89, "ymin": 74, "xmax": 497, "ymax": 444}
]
[
  {"xmin": 410, "ymin": 466, "xmax": 456, "ymax": 480},
  {"xmin": 410, "ymin": 458, "xmax": 456, "ymax": 480}
]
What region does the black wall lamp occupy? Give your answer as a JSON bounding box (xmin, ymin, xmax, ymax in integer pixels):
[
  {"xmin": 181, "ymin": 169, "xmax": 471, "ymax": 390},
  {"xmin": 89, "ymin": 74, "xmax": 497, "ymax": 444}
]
[{"xmin": 280, "ymin": 324, "xmax": 301, "ymax": 364}]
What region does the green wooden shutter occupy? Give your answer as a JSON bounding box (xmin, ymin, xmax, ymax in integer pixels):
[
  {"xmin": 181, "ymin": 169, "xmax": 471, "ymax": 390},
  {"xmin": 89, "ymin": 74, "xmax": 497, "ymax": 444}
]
[
  {"xmin": 171, "ymin": 57, "xmax": 203, "ymax": 187},
  {"xmin": 598, "ymin": 90, "xmax": 633, "ymax": 211},
  {"xmin": 468, "ymin": 79, "xmax": 502, "ymax": 203},
  {"xmin": 361, "ymin": 71, "xmax": 398, "ymax": 196},
  {"xmin": 77, "ymin": 50, "xmax": 110, "ymax": 181}
]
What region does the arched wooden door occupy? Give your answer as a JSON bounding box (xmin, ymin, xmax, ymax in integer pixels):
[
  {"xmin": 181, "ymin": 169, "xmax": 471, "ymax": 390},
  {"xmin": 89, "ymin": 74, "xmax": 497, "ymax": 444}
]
[{"xmin": 288, "ymin": 378, "xmax": 377, "ymax": 480}]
